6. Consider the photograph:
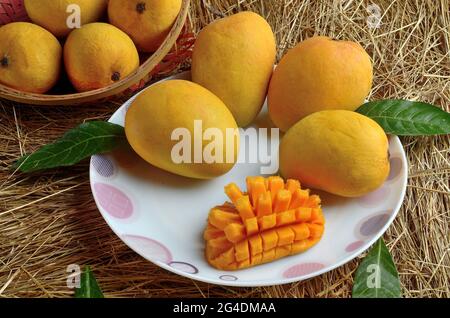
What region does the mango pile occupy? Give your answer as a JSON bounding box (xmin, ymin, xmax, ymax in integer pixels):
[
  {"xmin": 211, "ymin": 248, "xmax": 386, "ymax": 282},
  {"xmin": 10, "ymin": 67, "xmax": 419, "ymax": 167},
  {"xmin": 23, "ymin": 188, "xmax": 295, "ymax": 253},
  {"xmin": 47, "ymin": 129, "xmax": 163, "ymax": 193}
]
[
  {"xmin": 204, "ymin": 176, "xmax": 325, "ymax": 270},
  {"xmin": 0, "ymin": 0, "xmax": 182, "ymax": 93}
]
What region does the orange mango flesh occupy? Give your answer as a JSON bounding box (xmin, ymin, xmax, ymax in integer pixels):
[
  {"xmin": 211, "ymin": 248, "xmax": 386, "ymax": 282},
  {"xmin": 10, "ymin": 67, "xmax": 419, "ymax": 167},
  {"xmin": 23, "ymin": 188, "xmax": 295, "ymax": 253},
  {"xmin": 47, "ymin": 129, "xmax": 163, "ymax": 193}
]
[{"xmin": 204, "ymin": 176, "xmax": 325, "ymax": 270}]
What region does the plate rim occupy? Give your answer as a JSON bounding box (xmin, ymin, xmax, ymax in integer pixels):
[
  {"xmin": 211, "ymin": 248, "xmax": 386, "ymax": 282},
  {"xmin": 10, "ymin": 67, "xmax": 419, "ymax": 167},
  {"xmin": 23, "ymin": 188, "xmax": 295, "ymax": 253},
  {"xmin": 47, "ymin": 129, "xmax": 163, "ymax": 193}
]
[{"xmin": 89, "ymin": 71, "xmax": 408, "ymax": 287}]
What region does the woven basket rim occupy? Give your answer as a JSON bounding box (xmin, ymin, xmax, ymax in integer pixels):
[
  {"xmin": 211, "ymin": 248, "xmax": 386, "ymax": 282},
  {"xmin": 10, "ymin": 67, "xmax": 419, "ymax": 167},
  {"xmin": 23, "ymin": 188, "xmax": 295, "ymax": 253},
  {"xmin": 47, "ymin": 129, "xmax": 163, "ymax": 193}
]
[{"xmin": 0, "ymin": 0, "xmax": 191, "ymax": 105}]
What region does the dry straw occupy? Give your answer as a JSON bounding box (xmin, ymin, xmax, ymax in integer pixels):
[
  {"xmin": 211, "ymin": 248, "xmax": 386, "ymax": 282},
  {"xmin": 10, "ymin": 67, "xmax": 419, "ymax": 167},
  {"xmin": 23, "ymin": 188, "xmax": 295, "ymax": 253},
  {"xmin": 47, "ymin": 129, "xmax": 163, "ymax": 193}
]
[{"xmin": 0, "ymin": 0, "xmax": 449, "ymax": 297}]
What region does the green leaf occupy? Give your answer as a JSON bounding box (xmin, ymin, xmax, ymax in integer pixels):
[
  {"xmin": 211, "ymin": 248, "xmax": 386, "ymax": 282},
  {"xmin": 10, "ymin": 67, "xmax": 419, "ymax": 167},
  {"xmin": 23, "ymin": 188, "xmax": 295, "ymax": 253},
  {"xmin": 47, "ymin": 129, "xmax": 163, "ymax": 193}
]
[
  {"xmin": 75, "ymin": 266, "xmax": 104, "ymax": 298},
  {"xmin": 14, "ymin": 121, "xmax": 126, "ymax": 172},
  {"xmin": 356, "ymin": 99, "xmax": 450, "ymax": 136},
  {"xmin": 352, "ymin": 238, "xmax": 401, "ymax": 298}
]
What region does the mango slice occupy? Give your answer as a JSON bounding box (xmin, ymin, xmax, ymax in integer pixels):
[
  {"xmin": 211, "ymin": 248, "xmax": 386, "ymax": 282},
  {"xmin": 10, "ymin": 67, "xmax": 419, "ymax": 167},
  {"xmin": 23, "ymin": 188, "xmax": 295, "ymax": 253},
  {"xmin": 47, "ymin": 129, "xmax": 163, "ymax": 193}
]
[{"xmin": 204, "ymin": 176, "xmax": 325, "ymax": 270}]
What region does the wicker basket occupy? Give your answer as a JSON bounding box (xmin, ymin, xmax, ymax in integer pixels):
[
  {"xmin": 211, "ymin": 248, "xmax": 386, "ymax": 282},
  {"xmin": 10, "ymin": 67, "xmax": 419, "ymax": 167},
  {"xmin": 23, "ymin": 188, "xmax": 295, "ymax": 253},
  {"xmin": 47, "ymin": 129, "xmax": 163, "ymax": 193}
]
[{"xmin": 0, "ymin": 0, "xmax": 193, "ymax": 105}]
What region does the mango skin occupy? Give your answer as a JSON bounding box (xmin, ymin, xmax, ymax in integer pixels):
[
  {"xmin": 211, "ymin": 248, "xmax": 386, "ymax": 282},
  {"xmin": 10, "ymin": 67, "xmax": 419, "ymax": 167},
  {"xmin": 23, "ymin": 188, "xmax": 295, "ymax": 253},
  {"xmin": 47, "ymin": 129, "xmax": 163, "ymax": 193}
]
[
  {"xmin": 279, "ymin": 110, "xmax": 389, "ymax": 198},
  {"xmin": 0, "ymin": 22, "xmax": 62, "ymax": 94},
  {"xmin": 24, "ymin": 0, "xmax": 108, "ymax": 37},
  {"xmin": 125, "ymin": 80, "xmax": 239, "ymax": 179},
  {"xmin": 268, "ymin": 36, "xmax": 373, "ymax": 132},
  {"xmin": 192, "ymin": 11, "xmax": 276, "ymax": 127}
]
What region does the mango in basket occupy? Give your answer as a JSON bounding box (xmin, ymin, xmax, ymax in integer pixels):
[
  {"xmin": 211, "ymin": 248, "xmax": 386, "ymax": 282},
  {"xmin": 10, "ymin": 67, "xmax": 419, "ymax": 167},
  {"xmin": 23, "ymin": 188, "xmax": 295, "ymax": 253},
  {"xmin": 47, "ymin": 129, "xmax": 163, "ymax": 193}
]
[
  {"xmin": 0, "ymin": 22, "xmax": 62, "ymax": 94},
  {"xmin": 204, "ymin": 176, "xmax": 325, "ymax": 270},
  {"xmin": 125, "ymin": 80, "xmax": 240, "ymax": 179},
  {"xmin": 64, "ymin": 23, "xmax": 139, "ymax": 92},
  {"xmin": 192, "ymin": 11, "xmax": 276, "ymax": 127},
  {"xmin": 268, "ymin": 36, "xmax": 373, "ymax": 131},
  {"xmin": 108, "ymin": 0, "xmax": 182, "ymax": 53},
  {"xmin": 24, "ymin": 0, "xmax": 108, "ymax": 37},
  {"xmin": 280, "ymin": 110, "xmax": 390, "ymax": 197}
]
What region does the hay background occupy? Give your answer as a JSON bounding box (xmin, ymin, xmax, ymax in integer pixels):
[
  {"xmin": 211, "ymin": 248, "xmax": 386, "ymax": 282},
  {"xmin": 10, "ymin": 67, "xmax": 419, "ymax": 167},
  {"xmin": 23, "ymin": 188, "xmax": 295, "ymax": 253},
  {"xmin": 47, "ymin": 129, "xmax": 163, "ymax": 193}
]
[{"xmin": 0, "ymin": 0, "xmax": 449, "ymax": 298}]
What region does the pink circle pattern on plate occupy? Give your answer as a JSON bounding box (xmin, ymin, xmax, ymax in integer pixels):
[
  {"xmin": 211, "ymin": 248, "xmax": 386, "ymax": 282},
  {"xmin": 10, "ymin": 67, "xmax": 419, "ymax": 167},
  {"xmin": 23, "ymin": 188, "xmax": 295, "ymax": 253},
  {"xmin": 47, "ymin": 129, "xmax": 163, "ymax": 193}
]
[
  {"xmin": 388, "ymin": 157, "xmax": 402, "ymax": 181},
  {"xmin": 359, "ymin": 212, "xmax": 391, "ymax": 237},
  {"xmin": 345, "ymin": 240, "xmax": 365, "ymax": 252},
  {"xmin": 358, "ymin": 186, "xmax": 390, "ymax": 207},
  {"xmin": 92, "ymin": 155, "xmax": 115, "ymax": 178},
  {"xmin": 169, "ymin": 262, "xmax": 199, "ymax": 274},
  {"xmin": 219, "ymin": 275, "xmax": 238, "ymax": 281},
  {"xmin": 94, "ymin": 183, "xmax": 133, "ymax": 219},
  {"xmin": 283, "ymin": 262, "xmax": 325, "ymax": 278},
  {"xmin": 122, "ymin": 234, "xmax": 172, "ymax": 264}
]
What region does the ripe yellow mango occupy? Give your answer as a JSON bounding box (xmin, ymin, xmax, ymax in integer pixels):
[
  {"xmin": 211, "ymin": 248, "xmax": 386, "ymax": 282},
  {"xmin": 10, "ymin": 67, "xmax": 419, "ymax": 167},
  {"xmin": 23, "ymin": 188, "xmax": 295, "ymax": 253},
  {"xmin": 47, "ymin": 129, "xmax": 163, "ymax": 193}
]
[
  {"xmin": 192, "ymin": 12, "xmax": 276, "ymax": 127},
  {"xmin": 279, "ymin": 110, "xmax": 390, "ymax": 197},
  {"xmin": 268, "ymin": 36, "xmax": 373, "ymax": 131},
  {"xmin": 125, "ymin": 80, "xmax": 239, "ymax": 179},
  {"xmin": 0, "ymin": 22, "xmax": 62, "ymax": 94},
  {"xmin": 24, "ymin": 0, "xmax": 108, "ymax": 37}
]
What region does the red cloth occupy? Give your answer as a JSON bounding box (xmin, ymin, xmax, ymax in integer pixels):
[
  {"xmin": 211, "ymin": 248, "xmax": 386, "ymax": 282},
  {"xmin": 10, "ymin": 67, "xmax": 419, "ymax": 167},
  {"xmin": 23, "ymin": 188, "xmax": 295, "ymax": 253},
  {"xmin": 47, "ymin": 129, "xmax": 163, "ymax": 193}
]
[{"xmin": 0, "ymin": 0, "xmax": 29, "ymax": 26}]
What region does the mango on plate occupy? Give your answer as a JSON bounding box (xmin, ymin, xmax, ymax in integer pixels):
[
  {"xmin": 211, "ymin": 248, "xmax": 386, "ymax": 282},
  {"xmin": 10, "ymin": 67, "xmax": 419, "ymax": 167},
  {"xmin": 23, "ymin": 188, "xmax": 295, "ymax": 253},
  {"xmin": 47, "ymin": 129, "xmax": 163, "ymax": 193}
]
[
  {"xmin": 268, "ymin": 36, "xmax": 373, "ymax": 131},
  {"xmin": 125, "ymin": 80, "xmax": 239, "ymax": 179},
  {"xmin": 280, "ymin": 110, "xmax": 390, "ymax": 197},
  {"xmin": 204, "ymin": 176, "xmax": 325, "ymax": 270},
  {"xmin": 192, "ymin": 11, "xmax": 276, "ymax": 127}
]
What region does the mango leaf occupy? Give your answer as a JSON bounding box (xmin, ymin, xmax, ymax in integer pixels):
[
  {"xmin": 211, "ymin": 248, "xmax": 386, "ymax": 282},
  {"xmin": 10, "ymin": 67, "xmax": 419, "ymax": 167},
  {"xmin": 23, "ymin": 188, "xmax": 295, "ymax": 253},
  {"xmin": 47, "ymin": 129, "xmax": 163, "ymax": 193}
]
[
  {"xmin": 356, "ymin": 99, "xmax": 450, "ymax": 136},
  {"xmin": 14, "ymin": 121, "xmax": 126, "ymax": 172},
  {"xmin": 75, "ymin": 266, "xmax": 104, "ymax": 298},
  {"xmin": 352, "ymin": 238, "xmax": 401, "ymax": 298}
]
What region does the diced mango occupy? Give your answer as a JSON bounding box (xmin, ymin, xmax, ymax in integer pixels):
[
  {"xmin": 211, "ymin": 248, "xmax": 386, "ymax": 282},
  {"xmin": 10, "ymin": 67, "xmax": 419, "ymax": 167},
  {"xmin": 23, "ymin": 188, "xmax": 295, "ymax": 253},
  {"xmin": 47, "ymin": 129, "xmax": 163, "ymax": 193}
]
[
  {"xmin": 276, "ymin": 226, "xmax": 295, "ymax": 246},
  {"xmin": 291, "ymin": 223, "xmax": 310, "ymax": 241},
  {"xmin": 224, "ymin": 223, "xmax": 246, "ymax": 243},
  {"xmin": 250, "ymin": 253, "xmax": 263, "ymax": 266},
  {"xmin": 275, "ymin": 245, "xmax": 291, "ymax": 258},
  {"xmin": 203, "ymin": 224, "xmax": 225, "ymax": 240},
  {"xmin": 290, "ymin": 188, "xmax": 310, "ymax": 209},
  {"xmin": 244, "ymin": 217, "xmax": 259, "ymax": 236},
  {"xmin": 248, "ymin": 234, "xmax": 263, "ymax": 255},
  {"xmin": 235, "ymin": 195, "xmax": 255, "ymax": 220},
  {"xmin": 274, "ymin": 189, "xmax": 292, "ymax": 213},
  {"xmin": 209, "ymin": 208, "xmax": 242, "ymax": 229},
  {"xmin": 291, "ymin": 239, "xmax": 316, "ymax": 254},
  {"xmin": 262, "ymin": 248, "xmax": 276, "ymax": 262},
  {"xmin": 268, "ymin": 176, "xmax": 284, "ymax": 202},
  {"xmin": 249, "ymin": 176, "xmax": 266, "ymax": 207},
  {"xmin": 276, "ymin": 209, "xmax": 296, "ymax": 226},
  {"xmin": 296, "ymin": 207, "xmax": 312, "ymax": 222},
  {"xmin": 212, "ymin": 247, "xmax": 235, "ymax": 266},
  {"xmin": 204, "ymin": 176, "xmax": 325, "ymax": 271},
  {"xmin": 237, "ymin": 259, "xmax": 251, "ymax": 269},
  {"xmin": 305, "ymin": 195, "xmax": 321, "ymax": 208},
  {"xmin": 256, "ymin": 192, "xmax": 272, "ymax": 217},
  {"xmin": 208, "ymin": 236, "xmax": 233, "ymax": 251},
  {"xmin": 235, "ymin": 240, "xmax": 250, "ymax": 263},
  {"xmin": 311, "ymin": 208, "xmax": 325, "ymax": 225},
  {"xmin": 261, "ymin": 229, "xmax": 278, "ymax": 251},
  {"xmin": 307, "ymin": 223, "xmax": 324, "ymax": 239},
  {"xmin": 285, "ymin": 179, "xmax": 301, "ymax": 194},
  {"xmin": 225, "ymin": 183, "xmax": 243, "ymax": 204},
  {"xmin": 258, "ymin": 213, "xmax": 277, "ymax": 231}
]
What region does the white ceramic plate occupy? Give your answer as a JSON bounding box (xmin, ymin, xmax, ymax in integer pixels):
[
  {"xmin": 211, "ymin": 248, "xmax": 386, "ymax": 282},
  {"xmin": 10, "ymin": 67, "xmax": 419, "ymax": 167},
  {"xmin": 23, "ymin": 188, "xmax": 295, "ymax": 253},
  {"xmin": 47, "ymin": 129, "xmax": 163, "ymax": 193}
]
[{"xmin": 89, "ymin": 71, "xmax": 408, "ymax": 287}]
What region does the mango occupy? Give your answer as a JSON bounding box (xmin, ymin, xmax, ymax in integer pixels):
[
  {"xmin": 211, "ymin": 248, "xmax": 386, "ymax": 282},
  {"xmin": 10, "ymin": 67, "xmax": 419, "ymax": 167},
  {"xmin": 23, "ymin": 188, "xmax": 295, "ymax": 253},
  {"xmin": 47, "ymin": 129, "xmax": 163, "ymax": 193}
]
[
  {"xmin": 108, "ymin": 0, "xmax": 182, "ymax": 52},
  {"xmin": 268, "ymin": 36, "xmax": 373, "ymax": 131},
  {"xmin": 279, "ymin": 110, "xmax": 390, "ymax": 197},
  {"xmin": 64, "ymin": 23, "xmax": 139, "ymax": 92},
  {"xmin": 125, "ymin": 80, "xmax": 239, "ymax": 179},
  {"xmin": 24, "ymin": 0, "xmax": 108, "ymax": 37},
  {"xmin": 204, "ymin": 176, "xmax": 325, "ymax": 270},
  {"xmin": 0, "ymin": 22, "xmax": 62, "ymax": 94},
  {"xmin": 192, "ymin": 12, "xmax": 276, "ymax": 127}
]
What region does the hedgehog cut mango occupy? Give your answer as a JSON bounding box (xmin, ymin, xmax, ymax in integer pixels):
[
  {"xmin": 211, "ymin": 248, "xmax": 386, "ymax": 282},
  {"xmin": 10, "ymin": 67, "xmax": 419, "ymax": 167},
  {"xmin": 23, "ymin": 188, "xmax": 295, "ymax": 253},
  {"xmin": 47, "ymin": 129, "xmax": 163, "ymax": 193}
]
[{"xmin": 204, "ymin": 176, "xmax": 325, "ymax": 270}]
